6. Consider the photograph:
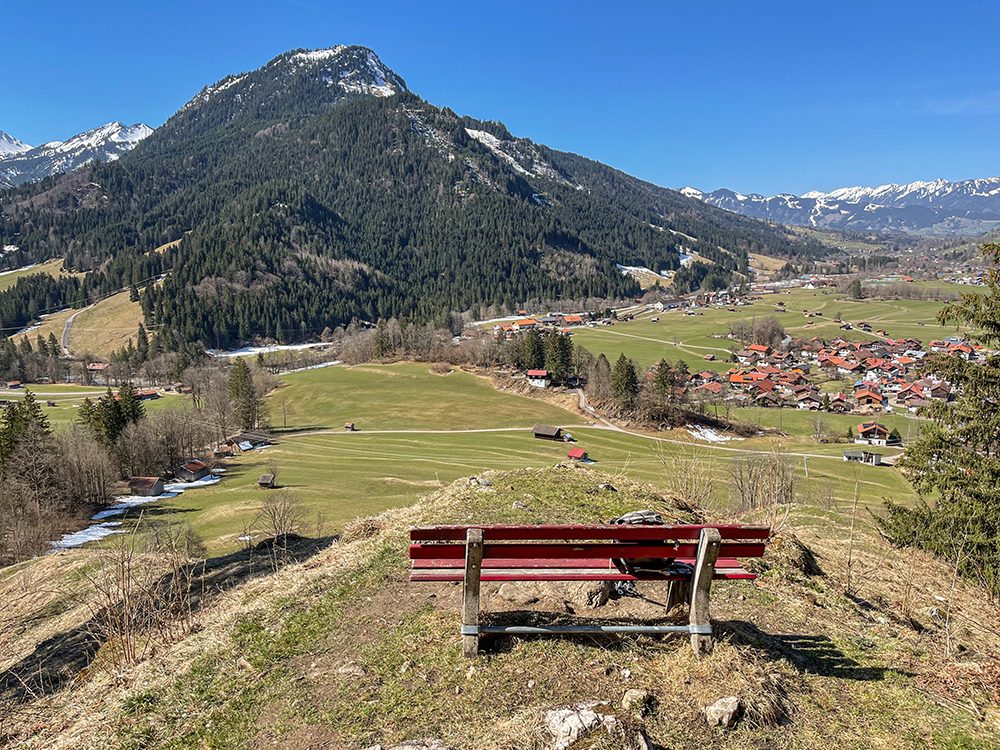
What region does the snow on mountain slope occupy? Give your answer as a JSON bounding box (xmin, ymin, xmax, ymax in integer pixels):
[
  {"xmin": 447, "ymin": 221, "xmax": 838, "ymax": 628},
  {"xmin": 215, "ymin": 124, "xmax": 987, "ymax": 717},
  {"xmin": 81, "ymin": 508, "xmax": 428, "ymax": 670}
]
[
  {"xmin": 0, "ymin": 130, "xmax": 33, "ymax": 157},
  {"xmin": 686, "ymin": 177, "xmax": 1000, "ymax": 235},
  {"xmin": 0, "ymin": 122, "xmax": 152, "ymax": 189}
]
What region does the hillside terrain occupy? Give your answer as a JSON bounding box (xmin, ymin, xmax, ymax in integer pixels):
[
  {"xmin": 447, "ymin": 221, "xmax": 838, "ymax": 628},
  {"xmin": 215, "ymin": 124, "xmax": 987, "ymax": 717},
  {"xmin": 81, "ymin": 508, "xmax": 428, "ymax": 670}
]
[
  {"xmin": 2, "ymin": 467, "xmax": 997, "ymax": 749},
  {"xmin": 0, "ymin": 46, "xmax": 826, "ymax": 349}
]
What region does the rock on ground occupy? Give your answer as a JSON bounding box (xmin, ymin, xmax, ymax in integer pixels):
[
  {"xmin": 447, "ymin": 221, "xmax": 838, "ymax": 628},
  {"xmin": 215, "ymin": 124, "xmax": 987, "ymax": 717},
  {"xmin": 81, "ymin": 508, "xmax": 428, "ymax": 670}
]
[
  {"xmin": 704, "ymin": 695, "xmax": 742, "ymax": 727},
  {"xmin": 542, "ymin": 701, "xmax": 618, "ymax": 750}
]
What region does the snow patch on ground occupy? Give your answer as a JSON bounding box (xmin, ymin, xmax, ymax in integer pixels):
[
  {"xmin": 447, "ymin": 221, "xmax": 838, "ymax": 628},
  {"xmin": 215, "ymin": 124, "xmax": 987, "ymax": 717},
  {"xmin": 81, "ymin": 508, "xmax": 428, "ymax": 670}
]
[
  {"xmin": 465, "ymin": 129, "xmax": 532, "ymax": 177},
  {"xmin": 281, "ymin": 360, "xmax": 341, "ymax": 375},
  {"xmin": 210, "ymin": 342, "xmax": 333, "ymax": 358},
  {"xmin": 50, "ymin": 470, "xmax": 225, "ymax": 551},
  {"xmin": 0, "ymin": 263, "xmax": 36, "ymax": 277},
  {"xmin": 686, "ymin": 425, "xmax": 744, "ymax": 443}
]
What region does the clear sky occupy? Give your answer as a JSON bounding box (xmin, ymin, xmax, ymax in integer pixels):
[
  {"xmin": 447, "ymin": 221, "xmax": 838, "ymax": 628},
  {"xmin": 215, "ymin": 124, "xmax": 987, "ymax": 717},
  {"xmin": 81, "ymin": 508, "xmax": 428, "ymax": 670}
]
[{"xmin": 4, "ymin": 0, "xmax": 999, "ymax": 196}]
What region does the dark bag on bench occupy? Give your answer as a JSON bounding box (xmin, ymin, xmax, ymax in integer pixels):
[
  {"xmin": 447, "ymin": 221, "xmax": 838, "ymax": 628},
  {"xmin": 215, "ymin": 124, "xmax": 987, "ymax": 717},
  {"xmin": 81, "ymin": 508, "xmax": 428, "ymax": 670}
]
[{"xmin": 608, "ymin": 510, "xmax": 686, "ymax": 576}]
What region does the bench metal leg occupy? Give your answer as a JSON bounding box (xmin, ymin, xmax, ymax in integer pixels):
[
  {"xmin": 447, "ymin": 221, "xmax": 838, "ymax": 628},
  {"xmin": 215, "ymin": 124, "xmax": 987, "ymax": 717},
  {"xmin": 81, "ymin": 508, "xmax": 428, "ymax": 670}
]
[
  {"xmin": 689, "ymin": 527, "xmax": 721, "ymax": 657},
  {"xmin": 461, "ymin": 528, "xmax": 484, "ymax": 658}
]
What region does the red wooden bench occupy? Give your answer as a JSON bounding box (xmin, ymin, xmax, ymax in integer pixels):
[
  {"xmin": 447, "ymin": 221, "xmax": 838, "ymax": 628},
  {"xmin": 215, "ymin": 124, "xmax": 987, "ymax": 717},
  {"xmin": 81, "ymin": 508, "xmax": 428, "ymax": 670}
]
[{"xmin": 409, "ymin": 523, "xmax": 769, "ymax": 658}]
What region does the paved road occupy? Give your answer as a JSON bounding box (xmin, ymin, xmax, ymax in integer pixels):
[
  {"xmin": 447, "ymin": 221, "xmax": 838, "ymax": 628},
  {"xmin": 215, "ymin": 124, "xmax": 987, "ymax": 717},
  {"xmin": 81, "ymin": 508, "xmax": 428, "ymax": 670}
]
[{"xmin": 61, "ymin": 304, "xmax": 95, "ymax": 356}]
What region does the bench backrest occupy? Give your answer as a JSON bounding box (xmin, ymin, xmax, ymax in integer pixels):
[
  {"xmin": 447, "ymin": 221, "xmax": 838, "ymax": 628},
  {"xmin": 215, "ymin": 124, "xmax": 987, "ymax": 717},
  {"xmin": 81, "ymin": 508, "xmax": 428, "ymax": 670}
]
[{"xmin": 410, "ymin": 524, "xmax": 769, "ymax": 562}]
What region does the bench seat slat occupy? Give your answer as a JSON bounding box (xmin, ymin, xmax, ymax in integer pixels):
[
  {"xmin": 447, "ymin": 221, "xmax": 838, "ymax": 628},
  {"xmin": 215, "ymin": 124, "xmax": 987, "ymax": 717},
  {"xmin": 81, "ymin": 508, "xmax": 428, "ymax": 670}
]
[
  {"xmin": 410, "ymin": 524, "xmax": 770, "ymax": 542},
  {"xmin": 409, "ymin": 542, "xmax": 766, "ymax": 561},
  {"xmin": 410, "ymin": 568, "xmax": 755, "ymax": 582},
  {"xmin": 413, "ymin": 556, "xmax": 745, "ymax": 570}
]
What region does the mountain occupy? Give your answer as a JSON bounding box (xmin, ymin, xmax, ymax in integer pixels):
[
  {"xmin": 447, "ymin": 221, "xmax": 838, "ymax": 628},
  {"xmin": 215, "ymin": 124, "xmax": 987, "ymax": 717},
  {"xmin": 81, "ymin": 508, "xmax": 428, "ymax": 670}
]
[
  {"xmin": 682, "ymin": 178, "xmax": 1000, "ymax": 236},
  {"xmin": 0, "ymin": 130, "xmax": 32, "ymax": 157},
  {"xmin": 0, "ymin": 122, "xmax": 153, "ymax": 189},
  {"xmin": 0, "ymin": 46, "xmax": 825, "ymax": 348}
]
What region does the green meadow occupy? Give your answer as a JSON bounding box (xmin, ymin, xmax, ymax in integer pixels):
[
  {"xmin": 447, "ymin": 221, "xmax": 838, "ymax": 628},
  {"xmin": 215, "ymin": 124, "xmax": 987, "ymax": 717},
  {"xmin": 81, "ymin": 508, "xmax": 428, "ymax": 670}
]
[
  {"xmin": 5, "ymin": 386, "xmax": 185, "ymax": 425},
  {"xmin": 110, "ymin": 363, "xmax": 917, "ymax": 555},
  {"xmin": 569, "ymin": 286, "xmax": 964, "ymax": 367},
  {"xmin": 269, "ymin": 363, "xmax": 585, "ymax": 432}
]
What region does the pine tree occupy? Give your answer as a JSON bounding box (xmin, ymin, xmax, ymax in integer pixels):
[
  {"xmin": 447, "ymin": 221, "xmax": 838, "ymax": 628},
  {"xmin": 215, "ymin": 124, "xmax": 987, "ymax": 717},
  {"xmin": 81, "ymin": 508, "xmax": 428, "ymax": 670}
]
[
  {"xmin": 118, "ymin": 382, "xmax": 146, "ymax": 424},
  {"xmin": 136, "ymin": 323, "xmax": 149, "ymax": 362},
  {"xmin": 524, "ymin": 329, "xmax": 545, "ymax": 371},
  {"xmin": 612, "ymin": 353, "xmax": 639, "ymax": 406},
  {"xmin": 78, "ymin": 397, "xmax": 96, "ymax": 428},
  {"xmin": 545, "ymin": 332, "xmax": 573, "ymax": 383},
  {"xmin": 36, "ymin": 334, "xmax": 48, "ymax": 356},
  {"xmin": 653, "ymin": 359, "xmax": 674, "ymax": 396},
  {"xmin": 95, "ymin": 388, "xmax": 127, "ymax": 446},
  {"xmin": 229, "ymin": 357, "xmax": 262, "ymax": 430},
  {"xmin": 47, "ymin": 332, "xmax": 60, "ymax": 357},
  {"xmin": 880, "ymin": 243, "xmax": 1000, "ymax": 598}
]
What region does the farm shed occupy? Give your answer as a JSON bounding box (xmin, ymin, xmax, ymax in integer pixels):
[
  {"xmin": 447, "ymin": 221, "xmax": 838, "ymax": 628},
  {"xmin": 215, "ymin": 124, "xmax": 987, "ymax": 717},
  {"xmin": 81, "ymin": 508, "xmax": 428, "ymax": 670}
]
[
  {"xmin": 567, "ymin": 447, "xmax": 589, "ymax": 461},
  {"xmin": 129, "ymin": 477, "xmax": 164, "ymax": 497},
  {"xmin": 258, "ymin": 474, "xmax": 275, "ymax": 489},
  {"xmin": 531, "ymin": 425, "xmax": 563, "ymax": 441},
  {"xmin": 177, "ymin": 459, "xmax": 210, "ymax": 483}
]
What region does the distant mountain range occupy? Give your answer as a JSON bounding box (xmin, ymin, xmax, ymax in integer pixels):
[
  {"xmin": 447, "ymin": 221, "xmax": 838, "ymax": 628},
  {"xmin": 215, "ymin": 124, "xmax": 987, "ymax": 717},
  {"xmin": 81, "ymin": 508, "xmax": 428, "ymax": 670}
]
[
  {"xmin": 681, "ymin": 178, "xmax": 1000, "ymax": 236},
  {"xmin": 0, "ymin": 122, "xmax": 152, "ymax": 189}
]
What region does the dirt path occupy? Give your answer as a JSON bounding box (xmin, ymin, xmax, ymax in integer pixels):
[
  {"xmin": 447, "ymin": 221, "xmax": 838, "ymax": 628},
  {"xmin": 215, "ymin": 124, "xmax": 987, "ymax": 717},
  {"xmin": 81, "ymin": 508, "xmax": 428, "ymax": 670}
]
[{"xmin": 591, "ymin": 328, "xmax": 730, "ymax": 357}]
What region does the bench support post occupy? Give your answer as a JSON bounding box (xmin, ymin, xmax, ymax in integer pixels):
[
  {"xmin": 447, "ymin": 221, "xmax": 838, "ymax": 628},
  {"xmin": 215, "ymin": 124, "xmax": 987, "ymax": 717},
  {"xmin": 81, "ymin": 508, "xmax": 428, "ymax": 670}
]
[
  {"xmin": 461, "ymin": 528, "xmax": 484, "ymax": 658},
  {"xmin": 689, "ymin": 527, "xmax": 721, "ymax": 657}
]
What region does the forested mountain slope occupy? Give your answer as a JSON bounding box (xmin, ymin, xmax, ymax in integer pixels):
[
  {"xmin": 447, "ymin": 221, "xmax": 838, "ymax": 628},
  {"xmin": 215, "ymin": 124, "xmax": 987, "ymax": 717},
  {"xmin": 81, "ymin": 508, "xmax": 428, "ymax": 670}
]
[{"xmin": 0, "ymin": 46, "xmax": 824, "ymax": 348}]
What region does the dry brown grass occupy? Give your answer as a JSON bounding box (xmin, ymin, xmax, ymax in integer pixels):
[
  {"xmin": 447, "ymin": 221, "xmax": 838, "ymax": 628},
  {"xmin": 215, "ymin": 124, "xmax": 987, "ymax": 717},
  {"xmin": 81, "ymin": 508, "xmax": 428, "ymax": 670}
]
[
  {"xmin": 3, "ymin": 469, "xmax": 1000, "ymax": 749},
  {"xmin": 66, "ymin": 292, "xmax": 143, "ymax": 358}
]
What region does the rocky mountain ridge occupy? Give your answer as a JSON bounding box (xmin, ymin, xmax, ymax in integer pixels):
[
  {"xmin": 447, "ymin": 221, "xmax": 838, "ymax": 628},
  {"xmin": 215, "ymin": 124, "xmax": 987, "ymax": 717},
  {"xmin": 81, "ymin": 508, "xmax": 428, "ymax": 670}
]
[
  {"xmin": 682, "ymin": 177, "xmax": 1000, "ymax": 235},
  {"xmin": 0, "ymin": 121, "xmax": 152, "ymax": 189}
]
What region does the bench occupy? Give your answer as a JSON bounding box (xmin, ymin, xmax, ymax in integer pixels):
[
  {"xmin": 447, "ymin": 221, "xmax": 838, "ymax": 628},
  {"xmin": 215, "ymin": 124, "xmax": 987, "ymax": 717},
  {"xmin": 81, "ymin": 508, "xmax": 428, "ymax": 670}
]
[{"xmin": 409, "ymin": 523, "xmax": 769, "ymax": 658}]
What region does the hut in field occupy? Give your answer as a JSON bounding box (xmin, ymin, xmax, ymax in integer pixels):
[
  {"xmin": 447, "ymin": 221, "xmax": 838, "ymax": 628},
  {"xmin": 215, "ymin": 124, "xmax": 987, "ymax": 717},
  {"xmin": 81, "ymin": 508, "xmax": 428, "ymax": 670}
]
[
  {"xmin": 532, "ymin": 425, "xmax": 563, "ymax": 441},
  {"xmin": 258, "ymin": 474, "xmax": 276, "ymax": 490},
  {"xmin": 129, "ymin": 477, "xmax": 164, "ymax": 497},
  {"xmin": 567, "ymin": 447, "xmax": 589, "ymax": 462},
  {"xmin": 177, "ymin": 459, "xmax": 210, "ymax": 483}
]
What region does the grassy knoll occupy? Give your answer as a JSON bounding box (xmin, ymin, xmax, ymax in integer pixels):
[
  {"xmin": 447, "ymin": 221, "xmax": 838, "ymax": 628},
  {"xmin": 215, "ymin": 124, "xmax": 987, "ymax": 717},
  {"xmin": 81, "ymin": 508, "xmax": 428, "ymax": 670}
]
[
  {"xmin": 14, "ymin": 468, "xmax": 992, "ymax": 750},
  {"xmin": 270, "ymin": 363, "xmax": 585, "ymax": 432},
  {"xmin": 67, "ymin": 291, "xmax": 143, "ymax": 358}
]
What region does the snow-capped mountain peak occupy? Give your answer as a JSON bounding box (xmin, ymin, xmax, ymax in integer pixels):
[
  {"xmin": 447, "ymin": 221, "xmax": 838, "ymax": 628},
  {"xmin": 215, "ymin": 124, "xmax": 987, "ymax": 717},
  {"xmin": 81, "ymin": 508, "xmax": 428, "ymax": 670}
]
[
  {"xmin": 181, "ymin": 44, "xmax": 407, "ymax": 116},
  {"xmin": 0, "ymin": 122, "xmax": 152, "ymax": 189},
  {"xmin": 0, "ymin": 130, "xmax": 33, "ymax": 157},
  {"xmin": 685, "ymin": 176, "xmax": 1000, "ymax": 235}
]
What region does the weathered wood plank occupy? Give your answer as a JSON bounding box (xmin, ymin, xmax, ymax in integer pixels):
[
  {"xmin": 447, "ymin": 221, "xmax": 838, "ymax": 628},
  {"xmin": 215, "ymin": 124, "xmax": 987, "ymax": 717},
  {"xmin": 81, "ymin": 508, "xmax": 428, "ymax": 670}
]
[
  {"xmin": 462, "ymin": 528, "xmax": 484, "ymax": 659},
  {"xmin": 689, "ymin": 527, "xmax": 722, "ymax": 657},
  {"xmin": 410, "ymin": 524, "xmax": 770, "ymax": 542},
  {"xmin": 409, "ymin": 542, "xmax": 764, "ymax": 561}
]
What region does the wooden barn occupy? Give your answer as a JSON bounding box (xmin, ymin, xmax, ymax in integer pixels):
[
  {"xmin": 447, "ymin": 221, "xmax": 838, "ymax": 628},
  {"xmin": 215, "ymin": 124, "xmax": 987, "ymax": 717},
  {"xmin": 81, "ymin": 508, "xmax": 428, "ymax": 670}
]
[
  {"xmin": 129, "ymin": 477, "xmax": 164, "ymax": 497},
  {"xmin": 177, "ymin": 459, "xmax": 210, "ymax": 483},
  {"xmin": 532, "ymin": 425, "xmax": 563, "ymax": 441},
  {"xmin": 567, "ymin": 447, "xmax": 589, "ymax": 462},
  {"xmin": 258, "ymin": 474, "xmax": 276, "ymax": 490}
]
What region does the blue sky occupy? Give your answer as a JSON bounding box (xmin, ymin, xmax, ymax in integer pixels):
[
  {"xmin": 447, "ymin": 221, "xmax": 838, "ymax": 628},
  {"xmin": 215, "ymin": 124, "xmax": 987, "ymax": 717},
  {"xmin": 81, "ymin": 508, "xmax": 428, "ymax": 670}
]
[{"xmin": 4, "ymin": 0, "xmax": 999, "ymax": 195}]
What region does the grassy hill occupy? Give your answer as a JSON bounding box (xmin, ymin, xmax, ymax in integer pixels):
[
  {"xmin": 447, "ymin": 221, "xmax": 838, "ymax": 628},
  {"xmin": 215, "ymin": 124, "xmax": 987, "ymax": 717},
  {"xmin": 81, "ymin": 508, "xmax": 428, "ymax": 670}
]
[
  {"xmin": 3, "ymin": 467, "xmax": 997, "ymax": 749},
  {"xmin": 65, "ymin": 290, "xmax": 144, "ymax": 358}
]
